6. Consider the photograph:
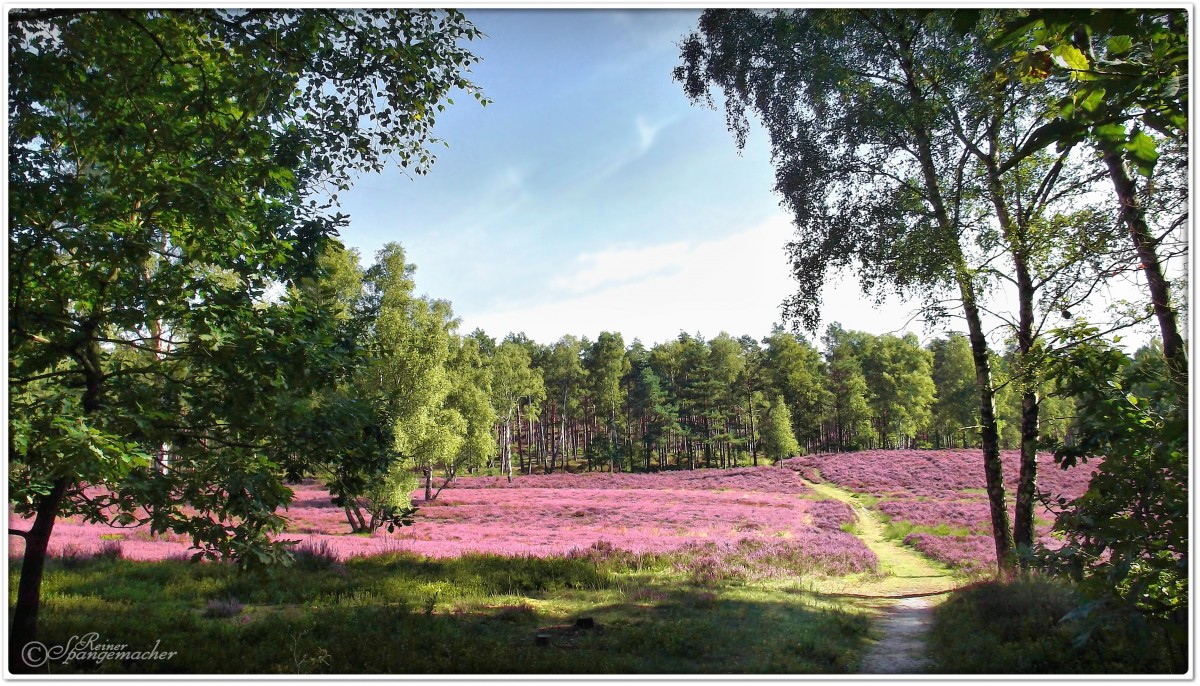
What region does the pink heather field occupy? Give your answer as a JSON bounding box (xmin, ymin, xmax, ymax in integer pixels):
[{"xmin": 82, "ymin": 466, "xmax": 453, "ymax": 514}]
[
  {"xmin": 9, "ymin": 466, "xmax": 878, "ymax": 577},
  {"xmin": 785, "ymin": 449, "xmax": 1099, "ymax": 574}
]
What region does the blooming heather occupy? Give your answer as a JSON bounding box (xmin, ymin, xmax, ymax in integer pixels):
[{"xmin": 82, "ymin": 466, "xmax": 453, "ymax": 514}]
[
  {"xmin": 9, "ymin": 467, "xmax": 876, "ymax": 576},
  {"xmin": 902, "ymin": 534, "xmax": 996, "ymax": 575},
  {"xmin": 786, "ymin": 449, "xmax": 1098, "ymax": 572}
]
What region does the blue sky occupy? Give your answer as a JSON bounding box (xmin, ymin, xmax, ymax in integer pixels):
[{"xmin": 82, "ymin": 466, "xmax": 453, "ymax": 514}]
[{"xmin": 334, "ymin": 9, "xmax": 1154, "ymax": 350}]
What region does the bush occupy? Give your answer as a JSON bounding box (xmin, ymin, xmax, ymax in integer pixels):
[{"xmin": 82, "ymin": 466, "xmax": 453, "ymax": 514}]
[
  {"xmin": 204, "ymin": 597, "xmax": 244, "ymax": 619},
  {"xmin": 292, "ymin": 539, "xmax": 345, "ymax": 575},
  {"xmin": 930, "ymin": 577, "xmax": 1179, "ymax": 673},
  {"xmin": 1040, "ymin": 330, "xmax": 1187, "ymax": 671}
]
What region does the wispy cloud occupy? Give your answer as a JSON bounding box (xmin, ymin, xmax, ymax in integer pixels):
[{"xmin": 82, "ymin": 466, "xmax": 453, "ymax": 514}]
[
  {"xmin": 462, "ymin": 213, "xmax": 939, "ymax": 346},
  {"xmin": 553, "ymin": 239, "xmax": 689, "ymax": 294},
  {"xmin": 635, "ymin": 115, "xmax": 663, "ymax": 153},
  {"xmin": 463, "ymin": 215, "xmax": 800, "ymax": 344}
]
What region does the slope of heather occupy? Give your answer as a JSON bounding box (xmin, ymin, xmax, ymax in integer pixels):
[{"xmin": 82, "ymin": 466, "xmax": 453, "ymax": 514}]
[
  {"xmin": 9, "ymin": 466, "xmax": 877, "ymax": 577},
  {"xmin": 785, "ymin": 450, "xmax": 1099, "ymax": 573}
]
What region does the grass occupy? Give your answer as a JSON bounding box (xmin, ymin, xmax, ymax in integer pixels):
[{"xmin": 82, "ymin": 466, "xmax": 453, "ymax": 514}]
[
  {"xmin": 929, "ymin": 577, "xmax": 1183, "ymax": 674},
  {"xmin": 11, "ymin": 549, "xmax": 875, "ymax": 674},
  {"xmin": 880, "ymin": 520, "xmax": 973, "ymax": 541},
  {"xmin": 795, "ymin": 479, "xmax": 959, "ymax": 598}
]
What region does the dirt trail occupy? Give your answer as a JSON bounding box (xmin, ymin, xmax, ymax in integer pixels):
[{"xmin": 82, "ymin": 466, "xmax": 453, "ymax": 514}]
[{"xmin": 800, "ymin": 477, "xmax": 956, "ymax": 674}]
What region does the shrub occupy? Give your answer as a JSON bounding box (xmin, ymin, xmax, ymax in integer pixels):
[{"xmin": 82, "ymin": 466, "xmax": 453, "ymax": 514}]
[
  {"xmin": 930, "ymin": 577, "xmax": 1178, "ymax": 673},
  {"xmin": 204, "ymin": 597, "xmax": 244, "ymax": 619},
  {"xmin": 291, "ymin": 539, "xmax": 345, "ymax": 575},
  {"xmin": 95, "ymin": 540, "xmax": 124, "ymax": 561}
]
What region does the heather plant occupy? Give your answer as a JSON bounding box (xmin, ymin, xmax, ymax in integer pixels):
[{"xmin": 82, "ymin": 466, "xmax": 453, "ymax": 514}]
[
  {"xmin": 292, "ymin": 539, "xmax": 345, "ymax": 575},
  {"xmin": 13, "ymin": 468, "xmax": 872, "ymax": 578},
  {"xmin": 204, "ymin": 597, "xmax": 244, "ymax": 619},
  {"xmin": 94, "ymin": 540, "xmax": 124, "ymax": 562},
  {"xmin": 787, "ymin": 449, "xmax": 1097, "ymax": 574},
  {"xmin": 930, "ymin": 577, "xmax": 1180, "ymax": 673}
]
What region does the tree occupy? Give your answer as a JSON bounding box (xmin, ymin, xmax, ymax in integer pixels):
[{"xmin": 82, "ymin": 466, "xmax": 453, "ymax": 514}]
[
  {"xmin": 992, "ymin": 9, "xmax": 1189, "ymax": 398},
  {"xmin": 854, "ymin": 333, "xmax": 935, "ymax": 449},
  {"xmin": 7, "ymin": 8, "xmax": 485, "ymax": 664},
  {"xmin": 928, "ymin": 334, "xmax": 980, "ymax": 448},
  {"xmin": 707, "ymin": 332, "xmax": 747, "ymax": 467},
  {"xmin": 625, "ymin": 360, "xmax": 677, "ymax": 471},
  {"xmin": 923, "ymin": 16, "xmax": 1133, "ymax": 553},
  {"xmin": 761, "ymin": 396, "xmax": 801, "ymax": 464},
  {"xmin": 763, "ymin": 327, "xmax": 830, "ymax": 452},
  {"xmin": 821, "ymin": 325, "xmax": 875, "ymax": 450},
  {"xmin": 584, "ymin": 332, "xmax": 627, "ymax": 472},
  {"xmin": 363, "ymin": 244, "xmax": 476, "ymax": 507},
  {"xmin": 436, "ymin": 335, "xmax": 498, "ymax": 495},
  {"xmin": 676, "ymin": 8, "xmax": 1038, "ymax": 572},
  {"xmin": 489, "ymin": 340, "xmax": 544, "ymax": 482},
  {"xmin": 294, "ymin": 242, "xmax": 406, "ymax": 534},
  {"xmin": 735, "ymin": 335, "xmax": 768, "ymax": 465},
  {"xmin": 541, "ymin": 336, "xmax": 585, "ymax": 473}
]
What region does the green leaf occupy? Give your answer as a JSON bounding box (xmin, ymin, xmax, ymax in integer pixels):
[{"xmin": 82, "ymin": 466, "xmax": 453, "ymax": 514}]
[
  {"xmin": 1093, "ymin": 122, "xmax": 1128, "ymax": 147},
  {"xmin": 1105, "ymin": 34, "xmax": 1134, "ymax": 57},
  {"xmin": 1079, "ymin": 87, "xmax": 1106, "ymax": 113},
  {"xmin": 1125, "ymin": 129, "xmax": 1160, "ymax": 176},
  {"xmin": 1052, "ymin": 43, "xmax": 1090, "ymax": 72}
]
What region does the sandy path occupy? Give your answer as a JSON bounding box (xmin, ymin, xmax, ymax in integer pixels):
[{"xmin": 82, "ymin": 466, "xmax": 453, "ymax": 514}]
[{"xmin": 799, "ymin": 478, "xmax": 956, "ymax": 674}]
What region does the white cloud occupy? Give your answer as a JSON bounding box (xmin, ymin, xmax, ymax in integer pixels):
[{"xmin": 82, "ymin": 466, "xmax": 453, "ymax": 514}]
[
  {"xmin": 552, "ymin": 240, "xmax": 689, "ymax": 293},
  {"xmin": 635, "ymin": 115, "xmax": 661, "ymax": 153},
  {"xmin": 461, "ymin": 214, "xmax": 930, "ymax": 346}
]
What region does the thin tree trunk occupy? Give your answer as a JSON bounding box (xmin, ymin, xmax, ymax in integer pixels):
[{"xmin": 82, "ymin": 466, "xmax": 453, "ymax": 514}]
[
  {"xmin": 1011, "ymin": 251, "xmax": 1040, "ymax": 554},
  {"xmin": 515, "ymin": 404, "xmax": 525, "ymax": 475},
  {"xmin": 1102, "ymin": 148, "xmax": 1187, "ymax": 403},
  {"xmin": 963, "ymin": 287, "xmax": 1016, "ymax": 576},
  {"xmin": 982, "ymin": 152, "xmax": 1041, "ymax": 558}
]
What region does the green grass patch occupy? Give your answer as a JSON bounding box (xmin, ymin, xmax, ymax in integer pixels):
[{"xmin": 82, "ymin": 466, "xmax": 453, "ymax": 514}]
[
  {"xmin": 881, "ymin": 520, "xmax": 972, "ymax": 541},
  {"xmin": 854, "ymin": 494, "xmax": 880, "ymax": 509},
  {"xmin": 11, "ymin": 550, "xmax": 874, "ymax": 675}
]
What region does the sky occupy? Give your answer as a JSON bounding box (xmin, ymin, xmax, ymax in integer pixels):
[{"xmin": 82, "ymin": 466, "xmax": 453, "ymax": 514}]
[{"xmin": 335, "ymin": 9, "xmax": 1162, "ymax": 350}]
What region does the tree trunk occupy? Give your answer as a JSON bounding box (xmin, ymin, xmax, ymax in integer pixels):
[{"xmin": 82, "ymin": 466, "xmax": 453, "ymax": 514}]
[
  {"xmin": 962, "ymin": 285, "xmax": 1016, "ymax": 576},
  {"xmin": 10, "ymin": 477, "xmax": 70, "ymax": 673},
  {"xmin": 1011, "ymin": 250, "xmax": 1040, "ymax": 556},
  {"xmin": 559, "ymin": 390, "xmax": 569, "ymax": 473},
  {"xmin": 515, "ymin": 404, "xmax": 525, "ymax": 475},
  {"xmin": 1102, "ymin": 148, "xmax": 1187, "ymax": 403},
  {"xmin": 980, "ymin": 151, "xmax": 1041, "ymax": 560},
  {"xmin": 502, "ymin": 419, "xmax": 513, "ymax": 483},
  {"xmin": 423, "ymin": 465, "xmax": 433, "ymax": 501},
  {"xmin": 748, "ymin": 390, "xmax": 757, "ymax": 467},
  {"xmin": 1013, "ymin": 388, "xmax": 1039, "ymax": 552}
]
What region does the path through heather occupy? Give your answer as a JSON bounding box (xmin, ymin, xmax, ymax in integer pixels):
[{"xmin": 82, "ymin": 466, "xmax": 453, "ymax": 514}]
[{"xmin": 800, "ymin": 478, "xmax": 956, "ymax": 674}]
